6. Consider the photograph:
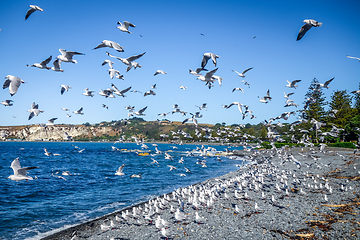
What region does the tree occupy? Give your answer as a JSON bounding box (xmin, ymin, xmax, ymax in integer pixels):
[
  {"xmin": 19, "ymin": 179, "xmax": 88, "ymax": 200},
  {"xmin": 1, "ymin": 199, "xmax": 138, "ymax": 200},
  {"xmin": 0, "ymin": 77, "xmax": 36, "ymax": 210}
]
[
  {"xmin": 302, "ymin": 78, "xmax": 327, "ymax": 121},
  {"xmin": 328, "ymin": 90, "xmax": 354, "ymax": 128}
]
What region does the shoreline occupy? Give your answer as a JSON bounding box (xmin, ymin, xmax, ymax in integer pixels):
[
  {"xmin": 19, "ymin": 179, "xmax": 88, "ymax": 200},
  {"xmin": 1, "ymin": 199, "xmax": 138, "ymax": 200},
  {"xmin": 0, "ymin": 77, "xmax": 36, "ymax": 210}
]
[{"xmin": 40, "ymin": 146, "xmax": 360, "ymax": 240}]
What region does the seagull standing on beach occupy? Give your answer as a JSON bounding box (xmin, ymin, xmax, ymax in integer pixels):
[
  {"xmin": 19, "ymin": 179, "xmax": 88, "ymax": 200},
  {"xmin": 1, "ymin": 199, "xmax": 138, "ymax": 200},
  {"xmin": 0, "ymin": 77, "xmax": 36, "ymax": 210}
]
[
  {"xmin": 3, "ymin": 75, "xmax": 25, "ymax": 96},
  {"xmin": 7, "ymin": 157, "xmax": 38, "ymax": 181},
  {"xmin": 297, "ymin": 19, "xmax": 322, "ymax": 41},
  {"xmin": 25, "ymin": 5, "xmax": 43, "ymax": 20}
]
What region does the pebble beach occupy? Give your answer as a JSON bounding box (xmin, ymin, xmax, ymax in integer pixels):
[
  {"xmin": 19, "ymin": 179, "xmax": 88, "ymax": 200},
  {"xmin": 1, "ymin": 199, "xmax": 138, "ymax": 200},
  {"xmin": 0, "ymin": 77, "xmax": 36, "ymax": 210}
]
[{"xmin": 42, "ymin": 146, "xmax": 360, "ymax": 240}]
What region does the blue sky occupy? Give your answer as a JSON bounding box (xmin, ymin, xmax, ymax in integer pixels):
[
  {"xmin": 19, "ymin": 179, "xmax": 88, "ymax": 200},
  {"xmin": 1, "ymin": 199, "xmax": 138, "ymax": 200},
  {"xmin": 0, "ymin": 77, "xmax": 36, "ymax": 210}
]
[{"xmin": 0, "ymin": 0, "xmax": 359, "ymax": 126}]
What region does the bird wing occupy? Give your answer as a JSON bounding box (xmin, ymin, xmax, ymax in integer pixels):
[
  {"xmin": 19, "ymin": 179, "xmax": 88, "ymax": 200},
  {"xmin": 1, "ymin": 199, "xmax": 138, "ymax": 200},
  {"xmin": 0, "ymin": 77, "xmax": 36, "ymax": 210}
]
[
  {"xmin": 94, "ymin": 42, "xmax": 107, "ymax": 50},
  {"xmin": 242, "ymin": 67, "xmax": 253, "ymax": 74},
  {"xmin": 127, "ymin": 52, "xmax": 146, "ymax": 62},
  {"xmin": 297, "ymin": 23, "xmax": 312, "ymax": 41},
  {"xmin": 8, "ymin": 77, "xmax": 22, "ymax": 96},
  {"xmin": 346, "ymin": 55, "xmax": 360, "ymax": 60},
  {"xmin": 78, "ymin": 107, "xmax": 83, "ymax": 113},
  {"xmin": 324, "ymin": 77, "xmax": 334, "ymax": 87},
  {"xmin": 65, "ymin": 51, "xmax": 84, "ymax": 58},
  {"xmin": 31, "ymin": 102, "xmax": 38, "ymax": 109},
  {"xmin": 120, "ymin": 86, "xmax": 132, "ymax": 94},
  {"xmin": 291, "ymin": 80, "xmax": 301, "ymax": 85},
  {"xmin": 201, "ymin": 55, "xmax": 210, "ymax": 68},
  {"xmin": 40, "ymin": 56, "xmax": 52, "ymax": 66},
  {"xmin": 117, "ymin": 164, "xmax": 125, "ymax": 173},
  {"xmin": 210, "ymin": 53, "xmax": 218, "ymax": 66},
  {"xmin": 25, "ymin": 7, "xmax": 37, "ymax": 20},
  {"xmin": 53, "ymin": 59, "xmax": 61, "ymax": 69},
  {"xmin": 138, "ymin": 106, "xmax": 148, "ymax": 114},
  {"xmin": 204, "ymin": 68, "xmax": 218, "ymax": 78},
  {"xmin": 10, "ymin": 158, "xmax": 21, "ymax": 174},
  {"xmin": 61, "ymin": 86, "xmax": 65, "ymax": 95},
  {"xmin": 28, "ymin": 111, "xmax": 35, "ymax": 120},
  {"xmin": 109, "ymin": 41, "xmax": 124, "ymax": 52},
  {"xmin": 124, "ymin": 21, "xmax": 135, "ymax": 28},
  {"xmin": 3, "ymin": 79, "xmax": 11, "ymax": 89}
]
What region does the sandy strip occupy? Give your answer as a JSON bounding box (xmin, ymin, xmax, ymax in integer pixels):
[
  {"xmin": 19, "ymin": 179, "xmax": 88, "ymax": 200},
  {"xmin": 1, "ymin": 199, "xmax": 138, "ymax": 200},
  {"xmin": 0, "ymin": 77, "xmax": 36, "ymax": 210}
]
[{"xmin": 42, "ymin": 146, "xmax": 360, "ymax": 240}]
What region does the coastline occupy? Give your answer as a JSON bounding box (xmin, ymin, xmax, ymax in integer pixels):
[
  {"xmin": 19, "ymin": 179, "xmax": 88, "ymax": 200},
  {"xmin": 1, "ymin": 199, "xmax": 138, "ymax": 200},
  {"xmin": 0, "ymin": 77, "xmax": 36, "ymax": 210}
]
[{"xmin": 40, "ymin": 146, "xmax": 360, "ymax": 240}]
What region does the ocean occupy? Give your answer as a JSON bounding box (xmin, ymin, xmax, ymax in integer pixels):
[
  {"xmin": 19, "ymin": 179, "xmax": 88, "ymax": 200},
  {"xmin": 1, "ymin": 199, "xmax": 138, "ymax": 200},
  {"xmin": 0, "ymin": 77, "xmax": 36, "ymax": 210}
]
[{"xmin": 0, "ymin": 141, "xmax": 244, "ymax": 240}]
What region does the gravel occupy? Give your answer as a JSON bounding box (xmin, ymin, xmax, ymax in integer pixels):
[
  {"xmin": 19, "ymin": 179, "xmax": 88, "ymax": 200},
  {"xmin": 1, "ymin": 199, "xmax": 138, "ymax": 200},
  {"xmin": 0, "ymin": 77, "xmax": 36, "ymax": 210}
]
[{"xmin": 42, "ymin": 146, "xmax": 360, "ymax": 240}]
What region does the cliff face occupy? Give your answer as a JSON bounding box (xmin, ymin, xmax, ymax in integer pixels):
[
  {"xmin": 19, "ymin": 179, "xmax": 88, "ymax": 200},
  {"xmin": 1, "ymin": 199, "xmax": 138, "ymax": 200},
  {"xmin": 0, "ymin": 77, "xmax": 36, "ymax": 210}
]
[{"xmin": 0, "ymin": 125, "xmax": 118, "ymax": 141}]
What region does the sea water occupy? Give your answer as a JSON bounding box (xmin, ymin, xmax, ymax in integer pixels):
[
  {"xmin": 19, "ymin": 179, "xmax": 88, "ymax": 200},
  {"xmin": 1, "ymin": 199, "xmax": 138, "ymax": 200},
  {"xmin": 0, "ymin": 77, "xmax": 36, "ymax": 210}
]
[{"xmin": 0, "ymin": 141, "xmax": 244, "ymax": 240}]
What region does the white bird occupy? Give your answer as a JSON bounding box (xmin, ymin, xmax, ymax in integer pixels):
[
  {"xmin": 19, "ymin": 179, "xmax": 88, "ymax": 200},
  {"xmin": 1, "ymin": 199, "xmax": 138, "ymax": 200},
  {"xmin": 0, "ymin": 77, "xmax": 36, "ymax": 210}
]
[
  {"xmin": 102, "ymin": 60, "xmax": 114, "ymax": 69},
  {"xmin": 1, "ymin": 100, "xmax": 14, "ymax": 106},
  {"xmin": 25, "ymin": 5, "xmax": 43, "ymax": 20},
  {"xmin": 82, "ymin": 88, "xmax": 94, "ymax": 97},
  {"xmin": 47, "ymin": 118, "xmax": 57, "ymax": 125},
  {"xmin": 117, "ymin": 21, "xmax": 136, "ymax": 34},
  {"xmin": 346, "ymin": 55, "xmax": 360, "ymax": 62},
  {"xmin": 197, "ymin": 68, "xmax": 218, "ymax": 86},
  {"xmin": 94, "ymin": 40, "xmax": 124, "ymax": 52},
  {"xmin": 179, "ymin": 86, "xmax": 187, "ymax": 90},
  {"xmin": 57, "ymin": 49, "xmax": 84, "ymax": 64},
  {"xmin": 3, "ymin": 75, "xmax": 25, "ymax": 96},
  {"xmin": 27, "ymin": 56, "xmax": 52, "ymax": 70},
  {"xmin": 115, "ymin": 164, "xmax": 125, "ymax": 176},
  {"xmin": 44, "ymin": 147, "xmax": 52, "ymax": 156},
  {"xmin": 7, "ymin": 157, "xmax": 38, "ymax": 181},
  {"xmin": 284, "ymin": 92, "xmax": 294, "ymax": 99},
  {"xmin": 285, "ymin": 80, "xmax": 301, "ymax": 89},
  {"xmin": 73, "ymin": 107, "xmax": 84, "ymax": 115},
  {"xmin": 130, "ymin": 174, "xmax": 142, "ymax": 179},
  {"xmin": 195, "ymin": 212, "xmax": 206, "ymax": 223},
  {"xmin": 61, "ymin": 85, "xmax": 71, "ymax": 95},
  {"xmin": 201, "ymin": 52, "xmax": 220, "ymax": 68},
  {"xmin": 174, "ymin": 209, "xmax": 186, "ymax": 221},
  {"xmin": 98, "ymin": 89, "xmax": 115, "ymax": 98},
  {"xmin": 182, "ymin": 117, "xmax": 198, "ymax": 127},
  {"xmin": 167, "ymin": 165, "xmax": 177, "ymax": 171},
  {"xmin": 189, "ymin": 67, "xmax": 208, "ymax": 76},
  {"xmin": 315, "ymin": 77, "xmax": 334, "ymax": 89},
  {"xmin": 161, "ymin": 228, "xmax": 170, "ymax": 238},
  {"xmin": 223, "ymin": 102, "xmax": 243, "ymax": 114},
  {"xmin": 102, "ymin": 104, "xmax": 108, "ymax": 109},
  {"xmin": 258, "ymin": 96, "xmax": 268, "ymax": 103},
  {"xmin": 61, "ymin": 108, "xmax": 69, "ymax": 111},
  {"xmin": 28, "ymin": 102, "xmax": 44, "ymax": 120},
  {"xmin": 50, "ymin": 59, "xmax": 64, "ymax": 72},
  {"xmin": 111, "ymin": 84, "xmax": 131, "ymax": 97},
  {"xmin": 232, "ymin": 68, "xmax": 253, "ymax": 78},
  {"xmin": 108, "ymin": 69, "xmax": 123, "ymax": 79},
  {"xmin": 133, "ymin": 106, "xmax": 147, "ymax": 116},
  {"xmin": 232, "ymin": 87, "xmax": 244, "ymax": 93},
  {"xmin": 154, "ymin": 70, "xmax": 167, "ymax": 76},
  {"xmin": 106, "ymin": 51, "xmax": 146, "ymax": 72},
  {"xmin": 263, "ymin": 89, "xmax": 272, "ymax": 101},
  {"xmin": 297, "ymin": 19, "xmax": 322, "ymax": 41},
  {"xmin": 144, "ymin": 89, "xmax": 156, "ymax": 97}
]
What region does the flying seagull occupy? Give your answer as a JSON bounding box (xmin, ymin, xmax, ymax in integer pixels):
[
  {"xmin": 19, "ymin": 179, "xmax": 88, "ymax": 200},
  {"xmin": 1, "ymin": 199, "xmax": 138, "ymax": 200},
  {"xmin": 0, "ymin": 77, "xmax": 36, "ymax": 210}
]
[
  {"xmin": 115, "ymin": 164, "xmax": 125, "ymax": 176},
  {"xmin": 189, "ymin": 67, "xmax": 208, "ymax": 76},
  {"xmin": 50, "ymin": 59, "xmax": 64, "ymax": 72},
  {"xmin": 108, "ymin": 69, "xmax": 123, "ymax": 79},
  {"xmin": 7, "ymin": 158, "xmax": 38, "ymax": 181},
  {"xmin": 1, "ymin": 100, "xmax": 14, "ymax": 106},
  {"xmin": 232, "ymin": 87, "xmax": 244, "ymax": 93},
  {"xmin": 60, "ymin": 85, "xmax": 71, "ymax": 95},
  {"xmin": 102, "ymin": 104, "xmax": 108, "ymax": 109},
  {"xmin": 57, "ymin": 49, "xmax": 84, "ymax": 63},
  {"xmin": 286, "ymin": 80, "xmax": 301, "ymax": 89},
  {"xmin": 25, "ymin": 5, "xmax": 43, "ymax": 20},
  {"xmin": 297, "ymin": 19, "xmax": 322, "ymax": 41},
  {"xmin": 102, "ymin": 60, "xmax": 114, "ymax": 69},
  {"xmin": 315, "ymin": 77, "xmax": 334, "ymax": 89},
  {"xmin": 73, "ymin": 107, "xmax": 84, "ymax": 115},
  {"xmin": 93, "ymin": 40, "xmax": 124, "ymax": 52},
  {"xmin": 154, "ymin": 70, "xmax": 167, "ymax": 76},
  {"xmin": 111, "ymin": 84, "xmax": 131, "ymax": 97},
  {"xmin": 47, "ymin": 118, "xmax": 58, "ymax": 125},
  {"xmin": 134, "ymin": 106, "xmax": 148, "ymax": 116},
  {"xmin": 117, "ymin": 21, "xmax": 136, "ymax": 34},
  {"xmin": 28, "ymin": 102, "xmax": 44, "ymax": 120},
  {"xmin": 346, "ymin": 55, "xmax": 360, "ymax": 62},
  {"xmin": 202, "ymin": 52, "xmax": 220, "ymax": 68},
  {"xmin": 3, "ymin": 75, "xmax": 25, "ymax": 96},
  {"xmin": 106, "ymin": 51, "xmax": 146, "ymax": 72},
  {"xmin": 144, "ymin": 89, "xmax": 156, "ymax": 97},
  {"xmin": 232, "ymin": 68, "xmax": 253, "ymax": 78},
  {"xmin": 83, "ymin": 88, "xmax": 94, "ymax": 97},
  {"xmin": 27, "ymin": 56, "xmax": 52, "ymax": 70}
]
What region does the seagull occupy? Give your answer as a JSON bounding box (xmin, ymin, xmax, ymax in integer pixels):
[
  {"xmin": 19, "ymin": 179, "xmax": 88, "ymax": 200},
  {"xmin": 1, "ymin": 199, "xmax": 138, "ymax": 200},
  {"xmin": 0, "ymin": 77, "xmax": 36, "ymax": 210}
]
[
  {"xmin": 179, "ymin": 86, "xmax": 187, "ymax": 90},
  {"xmin": 27, "ymin": 56, "xmax": 52, "ymax": 70},
  {"xmin": 130, "ymin": 174, "xmax": 142, "ymax": 179},
  {"xmin": 263, "ymin": 89, "xmax": 272, "ymax": 101},
  {"xmin": 106, "ymin": 52, "xmax": 146, "ymax": 72},
  {"xmin": 102, "ymin": 104, "xmax": 108, "ymax": 109},
  {"xmin": 28, "ymin": 102, "xmax": 44, "ymax": 120},
  {"xmin": 258, "ymin": 96, "xmax": 268, "ymax": 103},
  {"xmin": 189, "ymin": 67, "xmax": 208, "ymax": 76},
  {"xmin": 167, "ymin": 165, "xmax": 177, "ymax": 171},
  {"xmin": 195, "ymin": 103, "xmax": 207, "ymax": 110},
  {"xmin": 284, "ymin": 92, "xmax": 294, "ymax": 99},
  {"xmin": 47, "ymin": 118, "xmax": 57, "ymax": 125},
  {"xmin": 151, "ymin": 84, "xmax": 157, "ymax": 89},
  {"xmin": 111, "ymin": 84, "xmax": 131, "ymax": 97},
  {"xmin": 7, "ymin": 158, "xmax": 38, "ymax": 181},
  {"xmin": 98, "ymin": 88, "xmax": 115, "ymax": 98},
  {"xmin": 346, "ymin": 55, "xmax": 360, "ymax": 62},
  {"xmin": 174, "ymin": 209, "xmax": 186, "ymax": 222},
  {"xmin": 351, "ymin": 90, "xmax": 360, "ymax": 94},
  {"xmin": 285, "ymin": 80, "xmax": 301, "ymax": 89},
  {"xmin": 315, "ymin": 77, "xmax": 334, "ymax": 89},
  {"xmin": 133, "ymin": 106, "xmax": 147, "ymax": 116},
  {"xmin": 232, "ymin": 68, "xmax": 253, "ymax": 78},
  {"xmin": 25, "ymin": 5, "xmax": 43, "ymax": 20},
  {"xmin": 61, "ymin": 108, "xmax": 69, "ymax": 111},
  {"xmin": 115, "ymin": 164, "xmax": 125, "ymax": 176},
  {"xmin": 61, "ymin": 85, "xmax": 71, "ymax": 95},
  {"xmin": 144, "ymin": 89, "xmax": 156, "ymax": 97},
  {"xmin": 182, "ymin": 117, "xmax": 198, "ymax": 127},
  {"xmin": 117, "ymin": 21, "xmax": 136, "ymax": 34},
  {"xmin": 197, "ymin": 68, "xmax": 218, "ymax": 86},
  {"xmin": 73, "ymin": 107, "xmax": 84, "ymax": 115},
  {"xmin": 102, "ymin": 60, "xmax": 114, "ymax": 69},
  {"xmin": 223, "ymin": 102, "xmax": 243, "ymax": 114},
  {"xmin": 57, "ymin": 49, "xmax": 84, "ymax": 63},
  {"xmin": 232, "ymin": 87, "xmax": 244, "ymax": 93},
  {"xmin": 44, "ymin": 148, "xmax": 52, "ymax": 156},
  {"xmin": 1, "ymin": 100, "xmax": 14, "ymax": 106},
  {"xmin": 108, "ymin": 69, "xmax": 123, "ymax": 79},
  {"xmin": 83, "ymin": 88, "xmax": 94, "ymax": 97},
  {"xmin": 195, "ymin": 212, "xmax": 206, "ymax": 223},
  {"xmin": 94, "ymin": 40, "xmax": 124, "ymax": 52},
  {"xmin": 297, "ymin": 19, "xmax": 322, "ymax": 41},
  {"xmin": 154, "ymin": 70, "xmax": 167, "ymax": 76},
  {"xmin": 50, "ymin": 59, "xmax": 64, "ymax": 72},
  {"xmin": 3, "ymin": 75, "xmax": 25, "ymax": 96},
  {"xmin": 202, "ymin": 52, "xmax": 220, "ymax": 68}
]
